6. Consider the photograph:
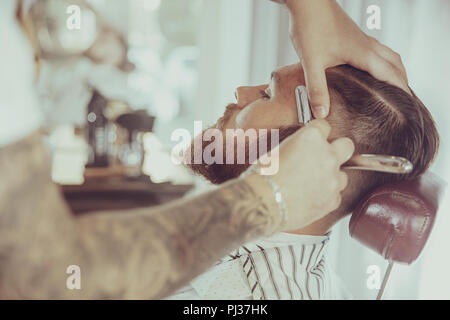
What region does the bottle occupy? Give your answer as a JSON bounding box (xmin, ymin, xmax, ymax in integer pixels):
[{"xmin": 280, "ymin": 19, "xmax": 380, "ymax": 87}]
[{"xmin": 86, "ymin": 90, "xmax": 109, "ymax": 167}]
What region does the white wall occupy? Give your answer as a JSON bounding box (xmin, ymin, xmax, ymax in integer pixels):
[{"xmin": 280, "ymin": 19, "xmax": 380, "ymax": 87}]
[{"xmin": 195, "ymin": 0, "xmax": 254, "ymax": 126}]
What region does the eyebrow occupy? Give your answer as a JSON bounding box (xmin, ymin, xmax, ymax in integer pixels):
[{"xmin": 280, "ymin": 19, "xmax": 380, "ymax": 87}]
[{"xmin": 216, "ymin": 104, "xmax": 239, "ymax": 130}]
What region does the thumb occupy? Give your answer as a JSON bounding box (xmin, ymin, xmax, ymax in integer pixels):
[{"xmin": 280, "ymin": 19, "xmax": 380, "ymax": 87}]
[{"xmin": 302, "ymin": 62, "xmax": 330, "ymax": 119}]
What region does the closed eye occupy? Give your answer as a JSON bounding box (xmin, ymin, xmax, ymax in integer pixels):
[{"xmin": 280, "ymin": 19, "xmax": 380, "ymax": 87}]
[{"xmin": 259, "ymin": 90, "xmax": 270, "ymax": 100}]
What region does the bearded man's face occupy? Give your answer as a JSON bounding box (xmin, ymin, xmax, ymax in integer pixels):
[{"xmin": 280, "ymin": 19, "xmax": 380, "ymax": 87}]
[
  {"xmin": 185, "ymin": 103, "xmax": 301, "ymax": 184},
  {"xmin": 184, "ymin": 63, "xmax": 317, "ymax": 184}
]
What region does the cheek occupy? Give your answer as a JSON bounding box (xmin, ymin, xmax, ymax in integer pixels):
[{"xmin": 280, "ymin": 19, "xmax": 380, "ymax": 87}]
[
  {"xmin": 236, "ymin": 103, "xmax": 298, "ymax": 130},
  {"xmin": 235, "ymin": 104, "xmax": 276, "ymax": 130}
]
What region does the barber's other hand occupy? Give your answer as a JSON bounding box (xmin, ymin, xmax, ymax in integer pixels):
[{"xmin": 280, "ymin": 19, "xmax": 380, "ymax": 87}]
[
  {"xmin": 269, "ymin": 119, "xmax": 353, "ymax": 232},
  {"xmin": 284, "ymin": 0, "xmax": 409, "ymax": 118}
]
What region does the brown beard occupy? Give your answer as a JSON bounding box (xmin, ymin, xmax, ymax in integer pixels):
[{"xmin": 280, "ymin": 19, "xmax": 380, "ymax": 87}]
[{"xmin": 185, "ymin": 104, "xmax": 302, "ymax": 184}]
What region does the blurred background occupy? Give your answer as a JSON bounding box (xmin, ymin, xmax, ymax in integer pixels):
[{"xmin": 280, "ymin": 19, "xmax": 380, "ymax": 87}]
[{"xmin": 18, "ymin": 0, "xmax": 450, "ymax": 299}]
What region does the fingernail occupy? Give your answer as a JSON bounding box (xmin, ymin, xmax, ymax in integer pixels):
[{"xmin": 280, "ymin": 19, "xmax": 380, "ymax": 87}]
[{"xmin": 314, "ymin": 106, "xmax": 327, "ymax": 119}]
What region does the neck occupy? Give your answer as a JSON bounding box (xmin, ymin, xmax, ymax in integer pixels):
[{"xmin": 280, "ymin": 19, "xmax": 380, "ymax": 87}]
[{"xmin": 286, "ymin": 209, "xmax": 346, "ymax": 236}]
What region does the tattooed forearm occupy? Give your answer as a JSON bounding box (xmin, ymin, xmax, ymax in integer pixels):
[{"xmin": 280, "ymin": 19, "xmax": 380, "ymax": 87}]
[
  {"xmin": 0, "ymin": 133, "xmax": 280, "ymax": 299},
  {"xmin": 0, "ymin": 132, "xmax": 82, "ymax": 298}
]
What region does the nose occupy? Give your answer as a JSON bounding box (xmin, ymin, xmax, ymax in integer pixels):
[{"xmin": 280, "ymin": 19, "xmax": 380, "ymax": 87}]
[{"xmin": 235, "ymin": 85, "xmax": 268, "ymax": 108}]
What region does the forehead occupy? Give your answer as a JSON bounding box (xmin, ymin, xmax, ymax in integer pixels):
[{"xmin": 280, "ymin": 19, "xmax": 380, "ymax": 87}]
[{"xmin": 272, "ymin": 63, "xmax": 303, "ymax": 81}]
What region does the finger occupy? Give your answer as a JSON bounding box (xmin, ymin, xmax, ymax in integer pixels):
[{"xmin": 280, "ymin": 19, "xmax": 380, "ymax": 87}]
[
  {"xmin": 382, "ymin": 62, "xmax": 411, "ymax": 94},
  {"xmin": 302, "ymin": 60, "xmax": 330, "ymax": 118},
  {"xmin": 374, "ymin": 43, "xmax": 408, "ymax": 83},
  {"xmin": 306, "ymin": 119, "xmax": 332, "ymax": 140},
  {"xmin": 357, "ymin": 51, "xmax": 410, "ymax": 94},
  {"xmin": 331, "ymin": 137, "xmax": 355, "ymax": 164},
  {"xmin": 328, "ymin": 194, "xmax": 342, "ymax": 213},
  {"xmin": 337, "ymin": 171, "xmax": 348, "ymax": 191},
  {"xmin": 369, "ymin": 36, "xmax": 407, "ymax": 75}
]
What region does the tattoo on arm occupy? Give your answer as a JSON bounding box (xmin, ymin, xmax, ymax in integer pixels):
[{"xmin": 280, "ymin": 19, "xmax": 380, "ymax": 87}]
[{"xmin": 0, "ymin": 133, "xmax": 279, "ymax": 299}]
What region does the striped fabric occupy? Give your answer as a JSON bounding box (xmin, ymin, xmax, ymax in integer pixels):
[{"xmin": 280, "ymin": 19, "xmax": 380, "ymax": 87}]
[
  {"xmin": 167, "ymin": 232, "xmax": 351, "ymax": 300},
  {"xmin": 236, "ymin": 233, "xmax": 331, "ymax": 300}
]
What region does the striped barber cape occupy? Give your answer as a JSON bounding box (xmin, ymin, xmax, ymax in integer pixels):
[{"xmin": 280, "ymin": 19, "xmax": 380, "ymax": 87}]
[{"xmin": 167, "ymin": 232, "xmax": 351, "ymax": 300}]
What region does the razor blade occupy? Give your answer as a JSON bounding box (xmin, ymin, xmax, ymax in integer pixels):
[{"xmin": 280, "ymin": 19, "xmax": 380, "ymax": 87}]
[
  {"xmin": 295, "ymin": 85, "xmax": 312, "ymax": 125},
  {"xmin": 293, "ymin": 85, "xmax": 413, "ymax": 174},
  {"xmin": 344, "ymin": 154, "xmax": 413, "ymax": 174}
]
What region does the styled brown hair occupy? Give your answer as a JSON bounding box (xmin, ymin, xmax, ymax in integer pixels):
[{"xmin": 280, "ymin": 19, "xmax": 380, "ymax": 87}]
[
  {"xmin": 325, "ymin": 65, "xmax": 440, "ymax": 213},
  {"xmin": 328, "ymin": 65, "xmax": 439, "ymax": 179}
]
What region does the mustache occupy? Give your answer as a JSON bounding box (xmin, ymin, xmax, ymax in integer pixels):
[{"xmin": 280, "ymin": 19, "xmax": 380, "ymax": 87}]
[
  {"xmin": 186, "ymin": 125, "xmax": 303, "ymax": 185},
  {"xmin": 216, "ymin": 103, "xmax": 239, "ymax": 130}
]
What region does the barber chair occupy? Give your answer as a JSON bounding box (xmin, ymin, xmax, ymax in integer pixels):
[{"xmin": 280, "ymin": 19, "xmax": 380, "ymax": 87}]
[{"xmin": 349, "ymin": 171, "xmax": 447, "ymax": 299}]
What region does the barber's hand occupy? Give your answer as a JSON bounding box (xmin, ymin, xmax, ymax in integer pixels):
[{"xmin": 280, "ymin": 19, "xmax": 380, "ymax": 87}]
[
  {"xmin": 284, "ymin": 0, "xmax": 409, "ymax": 118},
  {"xmin": 269, "ymin": 119, "xmax": 353, "ymax": 232}
]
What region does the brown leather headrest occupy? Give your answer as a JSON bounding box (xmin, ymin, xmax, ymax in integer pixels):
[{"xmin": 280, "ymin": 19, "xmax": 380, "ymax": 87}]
[{"xmin": 349, "ymin": 171, "xmax": 447, "ymax": 264}]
